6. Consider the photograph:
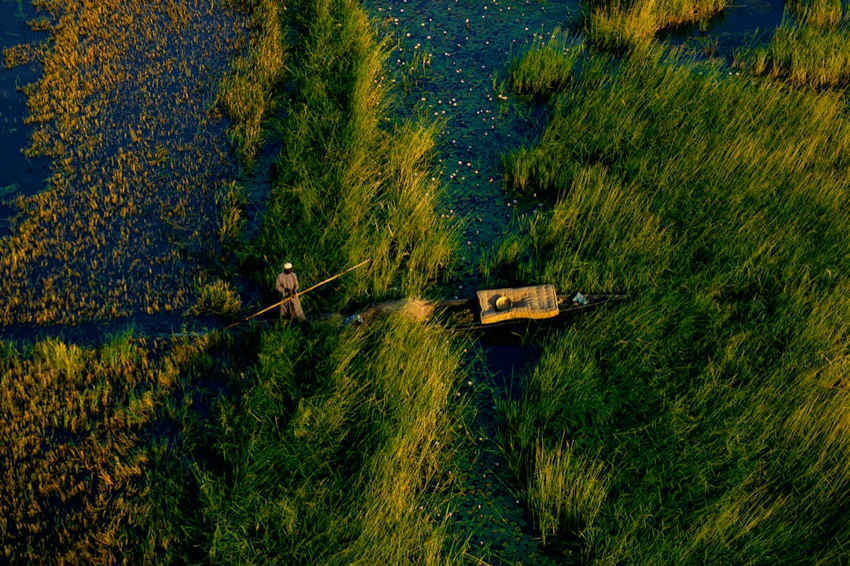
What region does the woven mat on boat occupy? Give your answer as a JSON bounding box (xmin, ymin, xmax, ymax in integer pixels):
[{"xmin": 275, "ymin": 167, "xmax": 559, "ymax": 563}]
[{"xmin": 477, "ymin": 285, "xmax": 559, "ymax": 325}]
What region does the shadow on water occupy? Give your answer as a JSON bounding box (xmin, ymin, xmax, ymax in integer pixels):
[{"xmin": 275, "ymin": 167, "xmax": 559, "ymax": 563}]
[
  {"xmin": 659, "ymin": 0, "xmax": 786, "ymax": 60},
  {"xmin": 0, "ymin": 313, "xmax": 223, "ymax": 349},
  {"xmin": 0, "ymin": 0, "xmax": 50, "ymax": 236},
  {"xmin": 480, "ymin": 332, "xmax": 541, "ymax": 400}
]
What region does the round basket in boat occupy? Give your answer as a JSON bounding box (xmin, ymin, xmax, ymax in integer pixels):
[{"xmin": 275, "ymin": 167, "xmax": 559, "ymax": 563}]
[{"xmin": 495, "ymin": 296, "xmax": 512, "ymax": 311}]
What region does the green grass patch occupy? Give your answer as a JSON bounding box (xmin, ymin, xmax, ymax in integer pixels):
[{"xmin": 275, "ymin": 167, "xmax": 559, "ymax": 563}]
[
  {"xmin": 488, "ymin": 46, "xmax": 850, "ymax": 562},
  {"xmin": 739, "ymin": 3, "xmax": 850, "ymax": 88},
  {"xmin": 584, "ymin": 0, "xmax": 726, "ymax": 51},
  {"xmin": 245, "ymin": 0, "xmax": 456, "ymax": 310},
  {"xmin": 187, "ymin": 5, "xmax": 465, "ymax": 557},
  {"xmin": 509, "ymin": 30, "xmax": 585, "ymax": 97},
  {"xmin": 194, "ymin": 316, "xmax": 466, "ymax": 564}
]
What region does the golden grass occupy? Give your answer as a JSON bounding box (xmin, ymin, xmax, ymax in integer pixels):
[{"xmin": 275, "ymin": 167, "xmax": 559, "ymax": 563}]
[
  {"xmin": 586, "ymin": 0, "xmax": 727, "ymax": 50},
  {"xmin": 0, "ymin": 0, "xmax": 252, "ymax": 325},
  {"xmin": 741, "ymin": 4, "xmax": 850, "ymax": 88},
  {"xmin": 0, "ymin": 334, "xmax": 211, "ymax": 563},
  {"xmin": 529, "ymin": 439, "xmax": 608, "ymax": 546},
  {"xmin": 786, "ymin": 0, "xmax": 847, "ymax": 27},
  {"xmin": 186, "ymin": 277, "xmax": 242, "ymax": 317}
]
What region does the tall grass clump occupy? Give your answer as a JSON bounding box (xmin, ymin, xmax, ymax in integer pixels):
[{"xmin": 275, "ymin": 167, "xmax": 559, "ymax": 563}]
[
  {"xmin": 786, "ymin": 0, "xmax": 847, "ymax": 26},
  {"xmin": 488, "ymin": 47, "xmax": 850, "ymax": 562},
  {"xmin": 510, "ymin": 30, "xmax": 585, "ymax": 97},
  {"xmin": 485, "ymin": 165, "xmax": 672, "ymax": 292},
  {"xmin": 193, "ymin": 316, "xmax": 465, "ymax": 564},
  {"xmin": 585, "ymin": 0, "xmax": 726, "ymax": 51},
  {"xmin": 528, "ymin": 439, "xmax": 608, "ymax": 546},
  {"xmin": 248, "ymin": 0, "xmax": 455, "ymax": 309},
  {"xmin": 219, "ymin": 0, "xmax": 286, "ymax": 165},
  {"xmin": 741, "ymin": 6, "xmax": 850, "ymax": 88},
  {"xmin": 740, "ymin": 0, "xmax": 850, "ymax": 88},
  {"xmin": 186, "ymin": 277, "xmax": 242, "ymax": 317}
]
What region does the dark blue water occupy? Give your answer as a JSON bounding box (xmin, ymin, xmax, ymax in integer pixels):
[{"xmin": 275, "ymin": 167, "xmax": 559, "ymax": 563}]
[
  {"xmin": 660, "ymin": 0, "xmax": 786, "ymax": 60},
  {"xmin": 0, "ymin": 0, "xmax": 248, "ymax": 333},
  {"xmin": 0, "ymin": 0, "xmax": 50, "ymax": 235},
  {"xmin": 364, "ymin": 0, "xmax": 581, "ymax": 272}
]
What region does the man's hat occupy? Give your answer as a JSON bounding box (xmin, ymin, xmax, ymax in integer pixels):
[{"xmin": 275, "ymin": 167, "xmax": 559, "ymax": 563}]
[{"xmin": 283, "ymin": 262, "xmax": 293, "ymax": 270}]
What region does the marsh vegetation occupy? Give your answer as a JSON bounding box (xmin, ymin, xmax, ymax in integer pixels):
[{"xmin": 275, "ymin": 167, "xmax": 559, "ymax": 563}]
[
  {"xmin": 2, "ymin": 0, "xmax": 468, "ymax": 563},
  {"xmin": 486, "ymin": 39, "xmax": 850, "ymax": 562},
  {"xmin": 0, "ymin": 332, "xmax": 214, "ymax": 563},
  {"xmin": 1, "ymin": 0, "xmax": 247, "ymax": 325},
  {"xmin": 246, "ymin": 0, "xmax": 456, "ymax": 307},
  {"xmin": 740, "ymin": 0, "xmax": 850, "ymax": 86},
  {"xmin": 584, "ymin": 0, "xmax": 727, "ymax": 50},
  {"xmin": 2, "ymin": 0, "xmax": 849, "ymax": 564}
]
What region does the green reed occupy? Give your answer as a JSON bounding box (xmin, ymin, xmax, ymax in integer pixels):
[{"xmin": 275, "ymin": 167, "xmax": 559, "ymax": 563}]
[{"xmin": 488, "ymin": 46, "xmax": 850, "ymax": 562}]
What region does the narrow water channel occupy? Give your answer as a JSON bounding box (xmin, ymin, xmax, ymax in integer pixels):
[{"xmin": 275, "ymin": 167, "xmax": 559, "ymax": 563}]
[{"xmin": 360, "ymin": 1, "xmax": 790, "ymax": 562}]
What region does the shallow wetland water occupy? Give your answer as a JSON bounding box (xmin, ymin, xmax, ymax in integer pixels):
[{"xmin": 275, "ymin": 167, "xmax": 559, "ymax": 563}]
[
  {"xmin": 365, "ymin": 0, "xmax": 786, "ymax": 284},
  {"xmin": 661, "ymin": 0, "xmax": 785, "ymax": 58},
  {"xmin": 0, "ymin": 0, "xmax": 788, "ymax": 343},
  {"xmin": 365, "ymin": 0, "xmax": 580, "ymax": 266},
  {"xmin": 0, "ymin": 0, "xmax": 248, "ymax": 331},
  {"xmin": 0, "ymin": 0, "xmax": 49, "ymax": 235}
]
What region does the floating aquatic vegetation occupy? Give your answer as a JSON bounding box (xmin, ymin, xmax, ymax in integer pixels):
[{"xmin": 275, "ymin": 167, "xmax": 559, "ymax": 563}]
[{"xmin": 0, "ymin": 0, "xmax": 251, "ymax": 326}]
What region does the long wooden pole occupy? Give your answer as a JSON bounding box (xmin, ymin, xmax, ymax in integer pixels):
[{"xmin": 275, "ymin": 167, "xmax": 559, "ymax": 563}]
[{"xmin": 225, "ymin": 259, "xmax": 371, "ymax": 329}]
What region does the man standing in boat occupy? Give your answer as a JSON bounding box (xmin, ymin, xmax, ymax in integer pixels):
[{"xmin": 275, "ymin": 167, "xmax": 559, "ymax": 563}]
[{"xmin": 276, "ymin": 262, "xmax": 306, "ymax": 321}]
